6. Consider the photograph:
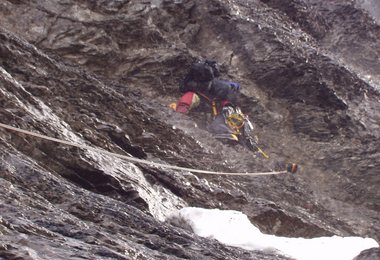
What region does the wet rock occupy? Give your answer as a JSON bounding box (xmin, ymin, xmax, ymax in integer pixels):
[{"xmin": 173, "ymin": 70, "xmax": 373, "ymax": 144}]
[
  {"xmin": 0, "ymin": 0, "xmax": 379, "ymax": 258},
  {"xmin": 354, "ymin": 247, "xmax": 380, "ymax": 260}
]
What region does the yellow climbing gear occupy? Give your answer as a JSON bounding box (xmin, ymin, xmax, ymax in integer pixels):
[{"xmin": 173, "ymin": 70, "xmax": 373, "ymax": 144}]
[
  {"xmin": 257, "ymin": 147, "xmax": 269, "ymax": 159},
  {"xmin": 226, "ymin": 112, "xmax": 246, "ymax": 134},
  {"xmin": 212, "ymin": 100, "xmax": 218, "ymax": 117},
  {"xmin": 169, "ymin": 102, "xmax": 177, "ymax": 111}
]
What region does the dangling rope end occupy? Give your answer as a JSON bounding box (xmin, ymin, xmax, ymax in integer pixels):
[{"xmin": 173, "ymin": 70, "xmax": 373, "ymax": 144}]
[{"xmin": 286, "ymin": 163, "xmax": 298, "ymax": 174}]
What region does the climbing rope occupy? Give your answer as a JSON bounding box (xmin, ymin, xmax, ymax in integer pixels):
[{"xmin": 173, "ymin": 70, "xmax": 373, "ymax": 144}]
[{"xmin": 0, "ymin": 122, "xmax": 295, "ymax": 177}]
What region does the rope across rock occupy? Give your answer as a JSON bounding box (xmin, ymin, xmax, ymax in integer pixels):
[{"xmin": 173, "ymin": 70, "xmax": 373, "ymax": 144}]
[{"xmin": 0, "ymin": 122, "xmax": 297, "ymax": 177}]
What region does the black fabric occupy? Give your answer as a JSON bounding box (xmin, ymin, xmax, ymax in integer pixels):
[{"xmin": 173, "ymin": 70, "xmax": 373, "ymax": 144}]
[
  {"xmin": 180, "ymin": 61, "xmax": 215, "ymax": 93},
  {"xmin": 204, "ymin": 60, "xmax": 220, "ymax": 77},
  {"xmin": 180, "ymin": 79, "xmax": 212, "ymax": 94},
  {"xmin": 190, "ymin": 62, "xmax": 214, "ymax": 82},
  {"xmin": 209, "ymin": 79, "xmax": 240, "ymax": 105},
  {"xmin": 179, "ymin": 60, "xmax": 239, "ymax": 104}
]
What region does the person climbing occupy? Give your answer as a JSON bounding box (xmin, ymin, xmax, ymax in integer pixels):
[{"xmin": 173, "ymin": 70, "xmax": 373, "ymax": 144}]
[
  {"xmin": 176, "ymin": 59, "xmax": 239, "ymax": 115},
  {"xmin": 175, "ymin": 59, "xmax": 221, "ymax": 113},
  {"xmin": 174, "ymin": 59, "xmax": 263, "ymax": 155}
]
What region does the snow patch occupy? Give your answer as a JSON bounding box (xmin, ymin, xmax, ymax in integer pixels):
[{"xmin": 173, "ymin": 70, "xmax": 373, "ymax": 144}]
[{"xmin": 168, "ymin": 207, "xmax": 379, "ymax": 260}]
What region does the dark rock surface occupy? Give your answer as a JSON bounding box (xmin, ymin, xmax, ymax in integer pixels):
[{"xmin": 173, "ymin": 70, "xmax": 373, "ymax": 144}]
[
  {"xmin": 0, "ymin": 0, "xmax": 379, "ymax": 259},
  {"xmin": 354, "ymin": 247, "xmax": 380, "ymax": 260}
]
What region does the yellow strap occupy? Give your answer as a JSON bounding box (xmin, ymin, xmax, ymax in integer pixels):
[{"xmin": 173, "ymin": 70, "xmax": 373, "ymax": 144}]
[
  {"xmin": 257, "ymin": 146, "xmax": 269, "ymax": 159},
  {"xmin": 212, "ymin": 101, "xmax": 217, "ymax": 117}
]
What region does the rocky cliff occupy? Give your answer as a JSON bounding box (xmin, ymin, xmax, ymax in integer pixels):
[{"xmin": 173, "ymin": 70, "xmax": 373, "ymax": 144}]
[{"xmin": 0, "ymin": 0, "xmax": 379, "ymax": 259}]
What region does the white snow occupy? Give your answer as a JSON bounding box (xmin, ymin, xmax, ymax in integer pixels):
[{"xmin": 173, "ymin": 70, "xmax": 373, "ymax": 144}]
[{"xmin": 168, "ymin": 207, "xmax": 379, "ymax": 260}]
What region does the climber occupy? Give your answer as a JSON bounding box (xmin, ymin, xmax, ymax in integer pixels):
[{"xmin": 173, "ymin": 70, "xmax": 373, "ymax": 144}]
[
  {"xmin": 176, "ymin": 59, "xmax": 240, "ymax": 114},
  {"xmin": 174, "ymin": 59, "xmax": 262, "ymax": 154}
]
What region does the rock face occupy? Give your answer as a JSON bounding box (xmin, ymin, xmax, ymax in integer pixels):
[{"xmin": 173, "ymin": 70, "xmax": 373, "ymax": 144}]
[
  {"xmin": 0, "ymin": 0, "xmax": 379, "ymax": 259},
  {"xmin": 354, "ymin": 247, "xmax": 380, "ymax": 260}
]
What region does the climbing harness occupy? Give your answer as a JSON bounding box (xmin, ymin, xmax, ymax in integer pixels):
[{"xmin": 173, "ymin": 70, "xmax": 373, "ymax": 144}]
[
  {"xmin": 0, "ymin": 122, "xmax": 297, "ymax": 176},
  {"xmin": 196, "ymin": 92, "xmax": 218, "ymax": 117}
]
